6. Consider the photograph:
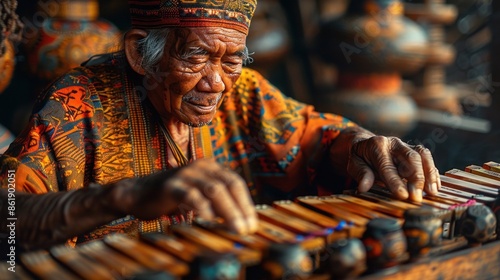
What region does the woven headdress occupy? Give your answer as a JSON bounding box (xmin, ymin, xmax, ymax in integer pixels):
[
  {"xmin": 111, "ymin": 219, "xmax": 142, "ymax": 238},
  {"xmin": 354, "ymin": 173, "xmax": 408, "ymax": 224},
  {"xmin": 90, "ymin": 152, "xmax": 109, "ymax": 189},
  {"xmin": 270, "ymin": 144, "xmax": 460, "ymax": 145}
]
[{"xmin": 129, "ymin": 0, "xmax": 257, "ymax": 35}]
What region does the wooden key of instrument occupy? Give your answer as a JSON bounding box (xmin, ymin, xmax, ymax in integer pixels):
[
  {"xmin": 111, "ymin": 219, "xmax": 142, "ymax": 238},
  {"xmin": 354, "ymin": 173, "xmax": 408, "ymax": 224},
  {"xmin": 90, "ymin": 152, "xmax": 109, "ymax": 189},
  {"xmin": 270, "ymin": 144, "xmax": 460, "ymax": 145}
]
[
  {"xmin": 354, "ymin": 191, "xmax": 419, "ymax": 211},
  {"xmin": 363, "ymin": 186, "xmax": 459, "ymax": 238},
  {"xmin": 369, "ymin": 186, "xmax": 456, "ymax": 210},
  {"xmin": 296, "ymin": 196, "xmax": 369, "ymax": 238},
  {"xmin": 20, "ymin": 251, "xmax": 80, "ymax": 280},
  {"xmin": 296, "ymin": 196, "xmax": 370, "ymax": 227},
  {"xmin": 0, "ymin": 263, "xmax": 33, "ymax": 280},
  {"xmin": 79, "ymin": 240, "xmax": 151, "ymax": 278},
  {"xmin": 256, "ymin": 219, "xmax": 325, "ymax": 252},
  {"xmin": 171, "ymin": 225, "xmax": 261, "ymax": 265},
  {"xmin": 195, "ymin": 219, "xmax": 271, "ymax": 251},
  {"xmin": 256, "ymin": 204, "xmax": 327, "ymax": 235},
  {"xmin": 367, "ymin": 186, "xmax": 422, "ymax": 206},
  {"xmin": 439, "ymin": 186, "xmax": 497, "ymax": 206},
  {"xmin": 141, "ymin": 232, "xmax": 246, "ymax": 279},
  {"xmin": 445, "ymin": 169, "xmax": 500, "ymax": 188},
  {"xmin": 318, "ymin": 195, "xmax": 394, "ymax": 220},
  {"xmin": 104, "ymin": 234, "xmax": 189, "ymax": 277},
  {"xmin": 466, "ymin": 165, "xmax": 500, "ymax": 181},
  {"xmin": 427, "ymin": 188, "xmax": 476, "ymax": 209},
  {"xmin": 272, "ymin": 200, "xmax": 341, "ymax": 229},
  {"xmin": 483, "ymin": 161, "xmax": 500, "ymax": 173},
  {"xmin": 140, "ymin": 233, "xmax": 201, "ymax": 263},
  {"xmin": 187, "ymin": 222, "xmax": 310, "ymax": 279},
  {"xmin": 366, "ymin": 186, "xmax": 454, "ymax": 210},
  {"xmin": 256, "ymin": 219, "xmax": 300, "ymax": 243},
  {"xmin": 261, "ymin": 220, "xmax": 320, "ymax": 252},
  {"xmin": 50, "ymin": 245, "xmax": 117, "ymax": 280},
  {"xmin": 437, "ymin": 186, "xmax": 494, "ymax": 207},
  {"xmin": 336, "ymin": 194, "xmax": 405, "ymax": 218},
  {"xmin": 171, "ymin": 225, "xmax": 233, "ymax": 251},
  {"xmin": 425, "ymin": 192, "xmax": 469, "ymax": 206},
  {"xmin": 440, "ymin": 175, "xmax": 498, "ymax": 197},
  {"xmin": 419, "ymin": 197, "xmax": 454, "ymax": 210},
  {"xmin": 272, "ymin": 200, "xmax": 350, "ymax": 242}
]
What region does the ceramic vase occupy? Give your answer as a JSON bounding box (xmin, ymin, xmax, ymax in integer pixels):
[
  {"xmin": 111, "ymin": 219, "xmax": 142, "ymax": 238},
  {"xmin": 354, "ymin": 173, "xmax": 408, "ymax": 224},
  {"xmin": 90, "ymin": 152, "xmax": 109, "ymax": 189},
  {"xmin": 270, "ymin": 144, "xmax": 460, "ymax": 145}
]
[
  {"xmin": 25, "ymin": 0, "xmax": 121, "ymax": 81},
  {"xmin": 0, "ymin": 39, "xmax": 15, "ymax": 93},
  {"xmin": 315, "ymin": 0, "xmax": 428, "ymax": 136}
]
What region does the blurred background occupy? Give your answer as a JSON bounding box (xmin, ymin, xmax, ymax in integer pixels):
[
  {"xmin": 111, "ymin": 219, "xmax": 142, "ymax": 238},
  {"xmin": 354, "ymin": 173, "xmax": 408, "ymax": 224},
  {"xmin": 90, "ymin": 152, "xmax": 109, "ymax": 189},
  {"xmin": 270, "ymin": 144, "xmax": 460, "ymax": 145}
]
[{"xmin": 0, "ymin": 0, "xmax": 499, "ymax": 174}]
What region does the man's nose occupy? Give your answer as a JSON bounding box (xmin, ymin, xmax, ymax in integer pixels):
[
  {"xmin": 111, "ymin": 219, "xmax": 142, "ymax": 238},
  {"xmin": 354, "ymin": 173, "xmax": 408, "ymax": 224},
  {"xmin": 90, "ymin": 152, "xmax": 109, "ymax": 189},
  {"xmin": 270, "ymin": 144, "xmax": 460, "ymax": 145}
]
[{"xmin": 197, "ymin": 63, "xmax": 225, "ymax": 93}]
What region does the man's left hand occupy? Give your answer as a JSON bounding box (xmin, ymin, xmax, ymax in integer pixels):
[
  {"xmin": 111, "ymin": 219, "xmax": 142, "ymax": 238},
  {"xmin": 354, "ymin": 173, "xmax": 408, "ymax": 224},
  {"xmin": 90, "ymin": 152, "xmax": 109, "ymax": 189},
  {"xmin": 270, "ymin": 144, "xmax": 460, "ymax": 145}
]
[{"xmin": 347, "ymin": 136, "xmax": 441, "ymax": 202}]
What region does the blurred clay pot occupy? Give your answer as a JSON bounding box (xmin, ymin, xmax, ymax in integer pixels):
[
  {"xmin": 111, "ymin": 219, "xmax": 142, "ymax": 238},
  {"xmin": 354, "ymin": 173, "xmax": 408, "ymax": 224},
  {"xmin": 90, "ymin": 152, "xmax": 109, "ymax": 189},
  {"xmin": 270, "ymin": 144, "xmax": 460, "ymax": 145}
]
[
  {"xmin": 314, "ymin": 0, "xmax": 425, "ymax": 136},
  {"xmin": 24, "ymin": 0, "xmax": 121, "ymax": 81},
  {"xmin": 0, "ymin": 39, "xmax": 15, "ymax": 94},
  {"xmin": 316, "ymin": 0, "xmax": 428, "ymax": 75}
]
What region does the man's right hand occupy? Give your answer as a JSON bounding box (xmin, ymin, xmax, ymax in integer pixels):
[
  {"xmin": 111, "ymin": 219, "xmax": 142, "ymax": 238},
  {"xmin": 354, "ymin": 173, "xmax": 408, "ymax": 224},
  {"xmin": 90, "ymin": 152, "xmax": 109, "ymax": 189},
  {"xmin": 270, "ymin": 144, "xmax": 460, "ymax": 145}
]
[{"xmin": 114, "ymin": 159, "xmax": 258, "ymax": 235}]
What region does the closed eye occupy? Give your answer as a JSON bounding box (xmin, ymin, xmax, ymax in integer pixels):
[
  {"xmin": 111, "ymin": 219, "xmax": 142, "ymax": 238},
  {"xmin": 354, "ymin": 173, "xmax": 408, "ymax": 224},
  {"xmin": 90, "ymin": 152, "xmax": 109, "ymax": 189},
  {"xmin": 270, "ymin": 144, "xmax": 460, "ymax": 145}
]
[
  {"xmin": 181, "ymin": 47, "xmax": 209, "ymax": 63},
  {"xmin": 236, "ymin": 47, "xmax": 253, "ymax": 65}
]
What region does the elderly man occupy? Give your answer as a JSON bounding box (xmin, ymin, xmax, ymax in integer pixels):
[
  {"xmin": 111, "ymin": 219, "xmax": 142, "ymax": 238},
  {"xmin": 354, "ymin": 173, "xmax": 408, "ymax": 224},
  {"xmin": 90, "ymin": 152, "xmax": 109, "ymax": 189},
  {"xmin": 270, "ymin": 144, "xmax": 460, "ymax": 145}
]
[{"xmin": 0, "ymin": 0, "xmax": 440, "ymax": 251}]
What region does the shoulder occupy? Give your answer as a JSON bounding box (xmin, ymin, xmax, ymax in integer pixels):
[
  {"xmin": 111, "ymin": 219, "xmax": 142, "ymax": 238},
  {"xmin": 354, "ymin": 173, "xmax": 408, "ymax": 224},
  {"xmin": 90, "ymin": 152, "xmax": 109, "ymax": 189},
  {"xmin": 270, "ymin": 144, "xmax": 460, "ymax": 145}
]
[
  {"xmin": 232, "ymin": 68, "xmax": 284, "ymax": 100},
  {"xmin": 234, "ymin": 68, "xmax": 267, "ymax": 90},
  {"xmin": 231, "ymin": 68, "xmax": 305, "ymax": 108},
  {"xmin": 32, "ymin": 52, "xmax": 126, "ymax": 119}
]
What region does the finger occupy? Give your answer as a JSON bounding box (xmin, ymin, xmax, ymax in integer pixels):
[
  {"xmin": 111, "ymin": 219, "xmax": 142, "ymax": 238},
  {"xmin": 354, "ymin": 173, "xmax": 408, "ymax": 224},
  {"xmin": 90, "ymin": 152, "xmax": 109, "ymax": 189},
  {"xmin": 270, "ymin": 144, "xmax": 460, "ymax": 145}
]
[
  {"xmin": 209, "ymin": 167, "xmax": 258, "ymax": 234},
  {"xmin": 391, "ymin": 141, "xmax": 425, "ymax": 202},
  {"xmin": 180, "ymin": 164, "xmax": 249, "ymax": 234},
  {"xmin": 355, "ymin": 136, "xmax": 408, "ymax": 199},
  {"xmin": 201, "ymin": 180, "xmax": 249, "ymax": 234},
  {"xmin": 166, "ymin": 177, "xmax": 215, "ymax": 220},
  {"xmin": 412, "ymin": 145, "xmax": 440, "ymax": 195},
  {"xmin": 347, "ymin": 154, "xmax": 376, "ymax": 192}
]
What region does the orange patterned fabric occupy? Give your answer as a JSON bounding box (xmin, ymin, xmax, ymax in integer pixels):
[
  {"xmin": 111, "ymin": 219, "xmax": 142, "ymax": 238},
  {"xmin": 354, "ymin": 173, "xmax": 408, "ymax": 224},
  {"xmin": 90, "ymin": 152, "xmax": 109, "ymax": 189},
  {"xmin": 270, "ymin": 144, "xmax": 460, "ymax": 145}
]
[{"xmin": 0, "ymin": 51, "xmax": 356, "ymax": 243}]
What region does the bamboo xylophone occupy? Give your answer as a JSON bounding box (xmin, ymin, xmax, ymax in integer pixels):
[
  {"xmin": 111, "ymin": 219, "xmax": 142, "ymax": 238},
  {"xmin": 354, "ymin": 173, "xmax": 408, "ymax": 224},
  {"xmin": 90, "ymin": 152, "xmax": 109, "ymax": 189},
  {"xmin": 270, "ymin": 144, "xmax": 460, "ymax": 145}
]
[{"xmin": 4, "ymin": 162, "xmax": 500, "ymax": 280}]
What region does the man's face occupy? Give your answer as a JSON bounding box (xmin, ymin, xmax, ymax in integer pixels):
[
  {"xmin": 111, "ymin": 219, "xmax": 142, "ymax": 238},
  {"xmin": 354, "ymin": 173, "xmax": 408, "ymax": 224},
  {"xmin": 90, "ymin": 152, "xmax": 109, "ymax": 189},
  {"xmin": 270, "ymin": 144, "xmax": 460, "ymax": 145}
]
[{"xmin": 146, "ymin": 27, "xmax": 247, "ymax": 126}]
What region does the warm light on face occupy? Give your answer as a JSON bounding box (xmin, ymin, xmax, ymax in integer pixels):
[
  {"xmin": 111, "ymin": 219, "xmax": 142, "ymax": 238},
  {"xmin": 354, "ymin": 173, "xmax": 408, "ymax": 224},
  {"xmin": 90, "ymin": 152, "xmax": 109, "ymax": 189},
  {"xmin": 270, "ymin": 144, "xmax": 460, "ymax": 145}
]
[{"xmin": 146, "ymin": 27, "xmax": 247, "ymax": 127}]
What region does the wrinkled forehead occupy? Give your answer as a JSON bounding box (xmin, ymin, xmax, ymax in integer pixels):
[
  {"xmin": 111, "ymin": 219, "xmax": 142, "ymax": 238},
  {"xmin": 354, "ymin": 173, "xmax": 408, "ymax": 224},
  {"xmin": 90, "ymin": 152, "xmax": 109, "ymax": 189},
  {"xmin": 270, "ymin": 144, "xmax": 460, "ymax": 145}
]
[{"xmin": 169, "ymin": 27, "xmax": 248, "ymax": 55}]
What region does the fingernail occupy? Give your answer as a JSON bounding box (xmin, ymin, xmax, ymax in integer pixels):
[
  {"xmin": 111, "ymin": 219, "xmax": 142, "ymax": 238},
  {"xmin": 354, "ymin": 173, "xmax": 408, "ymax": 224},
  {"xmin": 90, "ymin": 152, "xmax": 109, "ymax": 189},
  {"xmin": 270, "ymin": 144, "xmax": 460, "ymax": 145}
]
[
  {"xmin": 431, "ymin": 183, "xmax": 438, "ymax": 194},
  {"xmin": 233, "ymin": 218, "xmax": 247, "ymax": 235},
  {"xmin": 247, "ymin": 219, "xmax": 259, "ymax": 234},
  {"xmin": 397, "ymin": 187, "xmax": 409, "ymax": 199},
  {"xmin": 247, "ymin": 216, "xmax": 259, "ymax": 234},
  {"xmin": 415, "ymin": 188, "xmax": 423, "ymax": 200}
]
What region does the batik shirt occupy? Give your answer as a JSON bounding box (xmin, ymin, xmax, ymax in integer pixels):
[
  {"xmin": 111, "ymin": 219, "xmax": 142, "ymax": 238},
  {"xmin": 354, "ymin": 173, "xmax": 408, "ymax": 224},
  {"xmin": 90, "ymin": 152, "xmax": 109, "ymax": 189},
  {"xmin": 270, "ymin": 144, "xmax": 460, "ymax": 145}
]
[{"xmin": 0, "ymin": 51, "xmax": 355, "ymax": 244}]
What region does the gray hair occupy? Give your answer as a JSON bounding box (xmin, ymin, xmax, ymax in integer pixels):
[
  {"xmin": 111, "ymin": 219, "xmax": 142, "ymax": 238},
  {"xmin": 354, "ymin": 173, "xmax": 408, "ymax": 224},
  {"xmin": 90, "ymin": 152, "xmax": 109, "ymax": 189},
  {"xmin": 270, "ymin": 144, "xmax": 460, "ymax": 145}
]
[{"xmin": 136, "ymin": 28, "xmax": 253, "ymax": 74}]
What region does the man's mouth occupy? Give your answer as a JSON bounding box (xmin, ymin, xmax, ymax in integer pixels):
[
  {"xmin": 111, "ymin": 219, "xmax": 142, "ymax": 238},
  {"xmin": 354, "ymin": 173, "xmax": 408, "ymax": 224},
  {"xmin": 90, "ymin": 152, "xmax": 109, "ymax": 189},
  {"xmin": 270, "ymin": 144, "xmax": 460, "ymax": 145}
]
[
  {"xmin": 183, "ymin": 95, "xmax": 221, "ymax": 114},
  {"xmin": 187, "ymin": 102, "xmax": 216, "ymax": 113}
]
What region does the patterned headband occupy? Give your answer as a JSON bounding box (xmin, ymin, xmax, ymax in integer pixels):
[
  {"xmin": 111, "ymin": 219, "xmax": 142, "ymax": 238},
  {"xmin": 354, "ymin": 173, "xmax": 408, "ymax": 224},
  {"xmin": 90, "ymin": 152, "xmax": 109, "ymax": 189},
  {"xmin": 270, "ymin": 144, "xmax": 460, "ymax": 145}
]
[{"xmin": 129, "ymin": 0, "xmax": 258, "ymax": 35}]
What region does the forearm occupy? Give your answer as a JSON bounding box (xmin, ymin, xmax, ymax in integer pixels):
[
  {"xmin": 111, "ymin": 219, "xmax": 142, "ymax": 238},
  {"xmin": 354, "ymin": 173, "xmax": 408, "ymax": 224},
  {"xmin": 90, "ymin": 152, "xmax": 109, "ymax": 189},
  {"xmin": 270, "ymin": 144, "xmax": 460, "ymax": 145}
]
[
  {"xmin": 329, "ymin": 126, "xmax": 375, "ymax": 172},
  {"xmin": 0, "ymin": 183, "xmax": 126, "ymax": 251}
]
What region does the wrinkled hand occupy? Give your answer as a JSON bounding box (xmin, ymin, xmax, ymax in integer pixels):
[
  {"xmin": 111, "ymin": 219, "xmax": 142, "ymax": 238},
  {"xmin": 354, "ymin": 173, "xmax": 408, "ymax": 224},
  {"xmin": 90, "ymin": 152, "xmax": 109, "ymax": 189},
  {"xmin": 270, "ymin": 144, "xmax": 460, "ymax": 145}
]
[
  {"xmin": 114, "ymin": 159, "xmax": 258, "ymax": 234},
  {"xmin": 347, "ymin": 136, "xmax": 441, "ymax": 202}
]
